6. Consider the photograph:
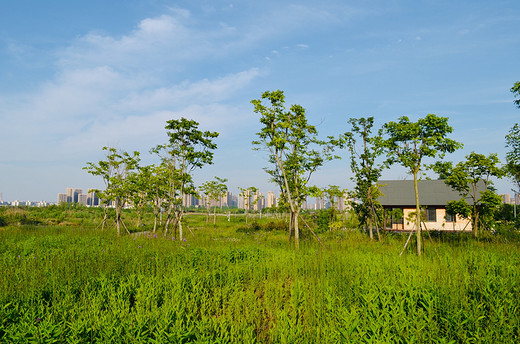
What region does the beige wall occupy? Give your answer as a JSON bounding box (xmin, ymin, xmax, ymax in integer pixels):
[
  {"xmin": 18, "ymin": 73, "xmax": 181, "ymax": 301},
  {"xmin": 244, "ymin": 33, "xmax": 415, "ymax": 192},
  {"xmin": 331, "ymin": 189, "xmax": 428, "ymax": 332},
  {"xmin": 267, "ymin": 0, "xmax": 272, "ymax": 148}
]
[{"xmin": 393, "ymin": 208, "xmax": 472, "ymax": 231}]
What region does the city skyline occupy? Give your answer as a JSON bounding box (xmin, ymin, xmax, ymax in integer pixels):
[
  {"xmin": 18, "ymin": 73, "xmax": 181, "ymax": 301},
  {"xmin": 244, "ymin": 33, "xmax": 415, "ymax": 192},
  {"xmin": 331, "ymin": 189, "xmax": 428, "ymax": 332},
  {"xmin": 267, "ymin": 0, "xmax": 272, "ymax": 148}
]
[
  {"xmin": 1, "ymin": 1, "xmax": 519, "ymax": 202},
  {"xmin": 2, "ymin": 182, "xmax": 518, "ymax": 210},
  {"xmin": 50, "ymin": 186, "xmax": 353, "ymax": 211}
]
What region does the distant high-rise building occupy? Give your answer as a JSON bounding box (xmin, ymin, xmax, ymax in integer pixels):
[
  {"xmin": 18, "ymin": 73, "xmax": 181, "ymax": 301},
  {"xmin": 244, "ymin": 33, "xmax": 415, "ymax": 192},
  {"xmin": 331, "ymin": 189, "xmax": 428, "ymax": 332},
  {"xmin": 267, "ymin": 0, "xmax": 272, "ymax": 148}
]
[
  {"xmin": 87, "ymin": 191, "xmax": 99, "ymax": 206},
  {"xmin": 58, "ymin": 193, "xmax": 68, "ymax": 205},
  {"xmin": 315, "ymin": 196, "xmax": 325, "ymax": 210},
  {"xmin": 66, "ymin": 188, "xmax": 74, "ymax": 203},
  {"xmin": 239, "ymin": 189, "xmax": 251, "ymax": 210},
  {"xmin": 183, "ymin": 193, "xmax": 192, "ymax": 207},
  {"xmin": 267, "ymin": 191, "xmax": 276, "ymax": 208},
  {"xmin": 73, "ymin": 189, "xmax": 82, "ymax": 203},
  {"xmin": 231, "ymin": 194, "xmax": 238, "ymax": 207},
  {"xmin": 253, "ymin": 191, "xmax": 264, "ymax": 211},
  {"xmin": 0, "ymin": 192, "xmax": 3, "ymax": 203},
  {"xmin": 78, "ymin": 194, "xmax": 88, "ymax": 206},
  {"xmin": 59, "ymin": 188, "xmax": 98, "ymax": 206}
]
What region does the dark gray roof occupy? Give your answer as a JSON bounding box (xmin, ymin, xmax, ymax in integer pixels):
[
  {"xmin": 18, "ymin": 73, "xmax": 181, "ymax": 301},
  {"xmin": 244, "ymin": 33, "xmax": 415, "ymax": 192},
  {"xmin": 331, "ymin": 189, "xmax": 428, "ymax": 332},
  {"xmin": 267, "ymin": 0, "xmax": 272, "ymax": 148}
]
[{"xmin": 377, "ymin": 179, "xmax": 484, "ymax": 207}]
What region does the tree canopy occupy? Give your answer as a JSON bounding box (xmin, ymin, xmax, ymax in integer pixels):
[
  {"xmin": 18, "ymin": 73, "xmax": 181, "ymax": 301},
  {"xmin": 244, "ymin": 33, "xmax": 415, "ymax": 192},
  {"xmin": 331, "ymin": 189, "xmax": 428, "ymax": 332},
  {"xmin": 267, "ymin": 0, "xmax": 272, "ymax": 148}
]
[
  {"xmin": 381, "ymin": 114, "xmax": 462, "ymax": 255},
  {"xmin": 344, "ymin": 117, "xmax": 384, "ymax": 240},
  {"xmin": 512, "ymin": 81, "xmax": 520, "ymax": 108},
  {"xmin": 252, "ymin": 90, "xmax": 339, "ymax": 248},
  {"xmin": 432, "ymin": 152, "xmax": 504, "ymax": 236},
  {"xmin": 151, "ymin": 118, "xmax": 219, "ymax": 239}
]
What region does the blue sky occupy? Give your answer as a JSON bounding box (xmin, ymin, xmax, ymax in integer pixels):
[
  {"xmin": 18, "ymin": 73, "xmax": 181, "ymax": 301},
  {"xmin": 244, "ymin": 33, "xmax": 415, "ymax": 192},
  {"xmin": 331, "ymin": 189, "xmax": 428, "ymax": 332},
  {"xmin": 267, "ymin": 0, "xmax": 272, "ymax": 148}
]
[{"xmin": 0, "ymin": 0, "xmax": 519, "ymax": 202}]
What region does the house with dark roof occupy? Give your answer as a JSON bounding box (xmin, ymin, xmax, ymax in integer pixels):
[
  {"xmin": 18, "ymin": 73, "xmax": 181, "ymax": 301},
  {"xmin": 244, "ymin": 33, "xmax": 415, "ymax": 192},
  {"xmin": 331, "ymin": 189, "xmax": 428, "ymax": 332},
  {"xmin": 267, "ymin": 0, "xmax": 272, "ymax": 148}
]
[{"xmin": 377, "ymin": 179, "xmax": 485, "ymax": 231}]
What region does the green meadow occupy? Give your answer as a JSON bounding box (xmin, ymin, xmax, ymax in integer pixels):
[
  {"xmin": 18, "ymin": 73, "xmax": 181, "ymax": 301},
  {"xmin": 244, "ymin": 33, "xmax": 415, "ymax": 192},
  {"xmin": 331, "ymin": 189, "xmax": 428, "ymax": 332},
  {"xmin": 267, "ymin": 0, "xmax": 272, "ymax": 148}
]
[{"xmin": 1, "ymin": 207, "xmax": 520, "ymax": 343}]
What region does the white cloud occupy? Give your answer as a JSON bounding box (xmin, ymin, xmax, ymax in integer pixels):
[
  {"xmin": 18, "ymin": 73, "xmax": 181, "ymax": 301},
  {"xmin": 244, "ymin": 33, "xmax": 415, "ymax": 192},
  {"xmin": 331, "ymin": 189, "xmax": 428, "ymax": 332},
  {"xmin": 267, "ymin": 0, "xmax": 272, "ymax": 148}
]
[
  {"xmin": 0, "ymin": 10, "xmax": 263, "ymax": 168},
  {"xmin": 57, "ymin": 13, "xmax": 220, "ymax": 73}
]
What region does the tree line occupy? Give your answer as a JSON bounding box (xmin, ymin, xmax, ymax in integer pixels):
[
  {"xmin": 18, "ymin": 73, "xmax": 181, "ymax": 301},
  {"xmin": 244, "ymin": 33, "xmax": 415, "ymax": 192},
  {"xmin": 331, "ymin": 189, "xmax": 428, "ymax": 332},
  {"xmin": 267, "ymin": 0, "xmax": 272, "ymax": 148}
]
[{"xmin": 85, "ymin": 82, "xmax": 520, "ymax": 254}]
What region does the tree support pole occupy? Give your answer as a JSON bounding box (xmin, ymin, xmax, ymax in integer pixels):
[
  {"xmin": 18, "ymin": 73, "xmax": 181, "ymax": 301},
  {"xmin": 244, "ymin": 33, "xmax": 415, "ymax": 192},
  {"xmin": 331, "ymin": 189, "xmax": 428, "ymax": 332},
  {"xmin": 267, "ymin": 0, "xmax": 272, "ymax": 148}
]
[
  {"xmin": 299, "ymin": 215, "xmax": 327, "ymax": 249},
  {"xmin": 400, "ymin": 229, "xmax": 415, "ymax": 256}
]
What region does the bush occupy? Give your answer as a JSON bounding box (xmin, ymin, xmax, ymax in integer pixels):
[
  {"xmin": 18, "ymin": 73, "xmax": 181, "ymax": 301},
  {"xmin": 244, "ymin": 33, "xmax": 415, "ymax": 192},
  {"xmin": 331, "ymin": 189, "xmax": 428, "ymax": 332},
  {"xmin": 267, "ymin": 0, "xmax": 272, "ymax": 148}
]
[{"xmin": 236, "ymin": 220, "xmax": 288, "ymax": 233}]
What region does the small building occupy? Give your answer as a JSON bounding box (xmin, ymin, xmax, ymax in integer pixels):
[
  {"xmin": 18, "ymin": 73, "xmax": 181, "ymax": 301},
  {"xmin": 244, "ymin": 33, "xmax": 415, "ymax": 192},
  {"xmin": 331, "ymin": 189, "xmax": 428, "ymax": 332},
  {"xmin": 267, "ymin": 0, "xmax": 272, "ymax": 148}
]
[{"xmin": 377, "ymin": 179, "xmax": 484, "ymax": 231}]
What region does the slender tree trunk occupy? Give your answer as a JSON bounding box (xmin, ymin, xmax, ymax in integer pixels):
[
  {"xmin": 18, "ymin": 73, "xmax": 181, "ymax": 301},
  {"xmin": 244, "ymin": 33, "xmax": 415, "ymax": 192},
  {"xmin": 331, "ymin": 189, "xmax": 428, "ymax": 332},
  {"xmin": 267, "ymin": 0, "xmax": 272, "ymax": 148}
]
[
  {"xmin": 101, "ymin": 205, "xmax": 108, "ymax": 230},
  {"xmin": 368, "ymin": 216, "xmax": 374, "ymax": 240},
  {"xmin": 137, "ymin": 210, "xmax": 142, "ymax": 228},
  {"xmin": 179, "ymin": 213, "xmax": 183, "ymax": 241},
  {"xmin": 288, "ymin": 210, "xmax": 295, "ymax": 241},
  {"xmin": 369, "ymin": 199, "xmax": 381, "ymax": 241},
  {"xmin": 294, "ymin": 208, "xmax": 300, "ymax": 250},
  {"xmin": 367, "ymin": 188, "xmax": 374, "ymax": 240},
  {"xmin": 473, "ymin": 203, "xmax": 478, "ymax": 237},
  {"xmin": 413, "ymin": 171, "xmax": 422, "ymax": 256},
  {"xmin": 164, "ymin": 206, "xmax": 174, "ymax": 236},
  {"xmin": 115, "ymin": 199, "xmax": 122, "ymax": 236}
]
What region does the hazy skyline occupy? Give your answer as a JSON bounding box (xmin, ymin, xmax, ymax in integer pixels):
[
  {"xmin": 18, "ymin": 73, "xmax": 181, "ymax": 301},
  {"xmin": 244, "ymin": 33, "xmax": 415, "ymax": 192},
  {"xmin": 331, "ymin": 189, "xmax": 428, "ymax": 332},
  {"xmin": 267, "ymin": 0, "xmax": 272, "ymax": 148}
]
[{"xmin": 1, "ymin": 1, "xmax": 519, "ymax": 202}]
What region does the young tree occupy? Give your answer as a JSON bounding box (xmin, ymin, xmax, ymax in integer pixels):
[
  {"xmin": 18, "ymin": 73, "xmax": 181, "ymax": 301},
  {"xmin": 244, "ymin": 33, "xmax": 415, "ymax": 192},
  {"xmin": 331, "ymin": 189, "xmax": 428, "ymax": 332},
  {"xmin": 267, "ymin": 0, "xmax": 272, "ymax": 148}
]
[
  {"xmin": 238, "ymin": 186, "xmax": 258, "ymax": 223},
  {"xmin": 506, "ymin": 123, "xmax": 520, "ymax": 194},
  {"xmin": 151, "ymin": 118, "xmax": 218, "ymax": 240},
  {"xmin": 308, "ymin": 186, "xmax": 325, "ymax": 210},
  {"xmin": 380, "ymin": 114, "xmax": 462, "ymax": 255},
  {"xmin": 200, "ymin": 177, "xmax": 228, "ymax": 224},
  {"xmin": 323, "ymin": 185, "xmax": 345, "ymax": 223},
  {"xmin": 147, "ymin": 164, "xmax": 169, "ymax": 233},
  {"xmin": 252, "ymin": 90, "xmax": 339, "ymax": 248},
  {"xmin": 84, "ymin": 147, "xmax": 140, "ymax": 235},
  {"xmin": 344, "ymin": 117, "xmax": 385, "ymax": 240},
  {"xmin": 126, "ymin": 164, "xmax": 153, "ymax": 228},
  {"xmin": 432, "ymin": 152, "xmax": 505, "ymax": 236}
]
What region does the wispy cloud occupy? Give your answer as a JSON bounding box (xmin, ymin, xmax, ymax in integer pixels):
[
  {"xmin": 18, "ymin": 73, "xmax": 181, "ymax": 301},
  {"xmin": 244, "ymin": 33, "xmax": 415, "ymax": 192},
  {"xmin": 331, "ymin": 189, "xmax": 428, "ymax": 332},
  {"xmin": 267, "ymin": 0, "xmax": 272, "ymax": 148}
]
[{"xmin": 1, "ymin": 10, "xmax": 263, "ymax": 167}]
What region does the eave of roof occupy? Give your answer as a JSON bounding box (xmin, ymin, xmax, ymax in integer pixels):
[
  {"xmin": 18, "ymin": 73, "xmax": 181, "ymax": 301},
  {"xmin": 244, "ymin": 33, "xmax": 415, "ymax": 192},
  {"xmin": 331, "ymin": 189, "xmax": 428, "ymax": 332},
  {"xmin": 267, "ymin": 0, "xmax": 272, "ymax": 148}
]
[{"xmin": 377, "ymin": 179, "xmax": 484, "ymax": 206}]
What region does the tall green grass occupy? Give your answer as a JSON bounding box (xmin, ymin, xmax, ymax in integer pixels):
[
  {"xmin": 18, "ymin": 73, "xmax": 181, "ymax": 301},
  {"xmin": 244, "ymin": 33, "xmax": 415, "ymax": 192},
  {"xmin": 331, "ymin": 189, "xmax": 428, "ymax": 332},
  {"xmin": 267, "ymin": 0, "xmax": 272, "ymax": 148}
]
[{"xmin": 1, "ymin": 224, "xmax": 520, "ymax": 343}]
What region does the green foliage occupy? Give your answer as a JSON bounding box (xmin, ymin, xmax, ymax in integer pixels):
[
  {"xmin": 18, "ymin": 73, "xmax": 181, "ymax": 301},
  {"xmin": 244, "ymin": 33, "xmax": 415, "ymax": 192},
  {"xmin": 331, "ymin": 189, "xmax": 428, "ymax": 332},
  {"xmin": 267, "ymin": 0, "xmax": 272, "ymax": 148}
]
[
  {"xmin": 151, "ymin": 117, "xmax": 219, "ymax": 238},
  {"xmin": 84, "ymin": 147, "xmax": 140, "ymax": 235},
  {"xmin": 344, "ymin": 117, "xmax": 384, "ymax": 238},
  {"xmin": 478, "ymin": 190, "xmax": 503, "ymax": 229},
  {"xmin": 381, "ymin": 115, "xmax": 462, "ymax": 173},
  {"xmin": 433, "ymin": 152, "xmax": 504, "ymax": 235},
  {"xmin": 446, "ymin": 199, "xmax": 471, "ymax": 219},
  {"xmin": 200, "ymin": 177, "xmax": 228, "ymax": 224},
  {"xmin": 236, "ymin": 220, "xmax": 288, "ymax": 233},
  {"xmin": 512, "ymin": 81, "xmax": 520, "ymax": 108},
  {"xmin": 381, "ymin": 114, "xmax": 462, "ymax": 255},
  {"xmin": 310, "ymin": 208, "xmax": 336, "ymax": 233},
  {"xmin": 505, "ymin": 123, "xmax": 520, "ymax": 194},
  {"xmin": 251, "ymin": 90, "xmax": 340, "ymax": 246}
]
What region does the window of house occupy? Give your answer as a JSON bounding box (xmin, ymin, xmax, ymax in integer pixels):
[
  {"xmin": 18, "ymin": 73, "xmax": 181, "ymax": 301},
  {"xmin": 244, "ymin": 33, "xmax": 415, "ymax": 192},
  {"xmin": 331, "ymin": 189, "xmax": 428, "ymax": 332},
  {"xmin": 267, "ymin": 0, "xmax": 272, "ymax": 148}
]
[
  {"xmin": 445, "ymin": 212, "xmax": 456, "ymax": 222},
  {"xmin": 390, "ymin": 208, "xmax": 404, "ymax": 225},
  {"xmin": 425, "ymin": 207, "xmax": 436, "ymax": 222}
]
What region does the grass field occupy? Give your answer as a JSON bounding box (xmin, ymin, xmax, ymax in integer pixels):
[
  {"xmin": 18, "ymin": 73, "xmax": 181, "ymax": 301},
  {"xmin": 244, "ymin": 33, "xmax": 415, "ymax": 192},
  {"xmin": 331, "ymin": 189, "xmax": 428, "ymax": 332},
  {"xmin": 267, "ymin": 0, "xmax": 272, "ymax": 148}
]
[{"xmin": 1, "ymin": 211, "xmax": 520, "ymax": 343}]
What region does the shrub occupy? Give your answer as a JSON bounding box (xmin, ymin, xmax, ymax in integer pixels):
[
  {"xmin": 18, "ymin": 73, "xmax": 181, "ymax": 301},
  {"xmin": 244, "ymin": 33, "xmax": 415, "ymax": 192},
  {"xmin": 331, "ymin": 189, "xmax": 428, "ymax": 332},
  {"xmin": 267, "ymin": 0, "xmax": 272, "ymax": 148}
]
[{"xmin": 236, "ymin": 220, "xmax": 288, "ymax": 233}]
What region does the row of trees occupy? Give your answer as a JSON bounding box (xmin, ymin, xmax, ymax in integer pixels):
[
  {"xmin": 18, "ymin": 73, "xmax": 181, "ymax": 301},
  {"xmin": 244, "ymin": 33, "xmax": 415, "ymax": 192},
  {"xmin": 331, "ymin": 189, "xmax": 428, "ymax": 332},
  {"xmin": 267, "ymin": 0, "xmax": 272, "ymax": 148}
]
[
  {"xmin": 252, "ymin": 91, "xmax": 462, "ymax": 254},
  {"xmin": 84, "ymin": 118, "xmax": 218, "ymax": 240},
  {"xmin": 252, "ymin": 83, "xmax": 520, "ymax": 254},
  {"xmin": 85, "ymin": 82, "xmax": 520, "ymax": 255}
]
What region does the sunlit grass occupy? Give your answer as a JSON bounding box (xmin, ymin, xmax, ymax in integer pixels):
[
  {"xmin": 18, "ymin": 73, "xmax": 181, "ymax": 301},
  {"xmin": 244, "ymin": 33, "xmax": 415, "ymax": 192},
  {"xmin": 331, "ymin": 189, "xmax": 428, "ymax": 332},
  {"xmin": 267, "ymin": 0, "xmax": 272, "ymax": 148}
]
[{"xmin": 1, "ymin": 219, "xmax": 520, "ymax": 342}]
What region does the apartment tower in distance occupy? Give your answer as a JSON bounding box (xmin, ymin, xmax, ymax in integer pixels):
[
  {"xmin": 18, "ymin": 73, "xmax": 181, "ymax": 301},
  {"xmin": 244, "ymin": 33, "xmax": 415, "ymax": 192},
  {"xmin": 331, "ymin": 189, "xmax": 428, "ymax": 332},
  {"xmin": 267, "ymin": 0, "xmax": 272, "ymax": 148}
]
[{"xmin": 58, "ymin": 188, "xmax": 99, "ymax": 206}]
